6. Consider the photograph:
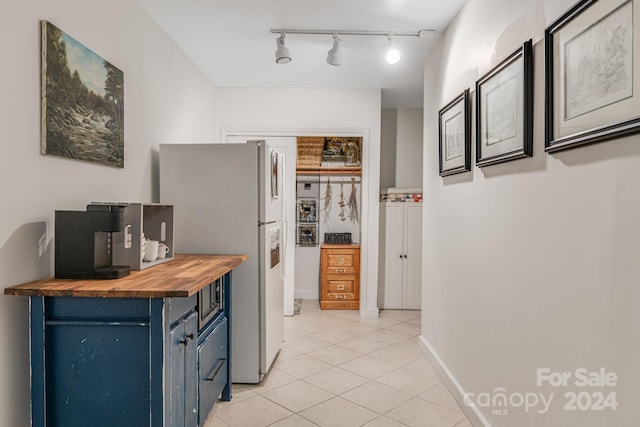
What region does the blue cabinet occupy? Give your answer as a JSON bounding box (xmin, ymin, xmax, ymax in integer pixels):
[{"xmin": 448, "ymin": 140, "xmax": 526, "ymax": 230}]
[
  {"xmin": 169, "ymin": 310, "xmax": 198, "ymax": 427},
  {"xmin": 28, "ymin": 272, "xmax": 233, "ymax": 427}
]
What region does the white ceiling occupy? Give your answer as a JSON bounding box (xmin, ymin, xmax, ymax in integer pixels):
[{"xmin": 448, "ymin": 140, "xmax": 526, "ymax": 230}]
[{"xmin": 136, "ymin": 0, "xmax": 466, "ymax": 108}]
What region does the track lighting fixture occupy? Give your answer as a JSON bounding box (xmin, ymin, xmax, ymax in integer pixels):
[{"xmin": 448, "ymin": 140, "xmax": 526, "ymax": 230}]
[
  {"xmin": 385, "ymin": 35, "xmax": 401, "ymax": 64},
  {"xmin": 270, "ymin": 28, "xmax": 433, "ymax": 66},
  {"xmin": 326, "ymin": 34, "xmax": 343, "ymax": 66},
  {"xmin": 275, "ymin": 32, "xmax": 291, "ymax": 64}
]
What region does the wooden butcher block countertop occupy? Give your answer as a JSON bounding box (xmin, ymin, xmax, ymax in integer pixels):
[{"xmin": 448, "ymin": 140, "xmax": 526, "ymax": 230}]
[{"xmin": 3, "ymin": 254, "xmax": 248, "ymax": 298}]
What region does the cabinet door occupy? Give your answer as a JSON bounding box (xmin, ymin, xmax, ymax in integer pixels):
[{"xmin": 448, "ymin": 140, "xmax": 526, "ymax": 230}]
[
  {"xmin": 382, "ymin": 204, "xmax": 405, "ymax": 309},
  {"xmin": 184, "ymin": 312, "xmax": 198, "ymax": 426},
  {"xmin": 169, "ymin": 311, "xmax": 198, "ymax": 427},
  {"xmin": 403, "ymin": 204, "xmax": 423, "ymax": 309}
]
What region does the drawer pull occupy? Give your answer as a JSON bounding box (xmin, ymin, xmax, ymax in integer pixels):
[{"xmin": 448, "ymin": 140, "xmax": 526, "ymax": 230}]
[
  {"xmin": 337, "ymin": 285, "xmax": 345, "ymax": 290},
  {"xmin": 335, "ymin": 268, "xmax": 346, "ymax": 273},
  {"xmin": 205, "ymin": 358, "xmax": 226, "ymax": 381},
  {"xmin": 335, "ymin": 295, "xmax": 346, "ymax": 299}
]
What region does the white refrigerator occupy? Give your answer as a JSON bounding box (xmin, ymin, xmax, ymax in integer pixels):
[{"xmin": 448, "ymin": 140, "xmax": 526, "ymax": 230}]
[{"xmin": 159, "ymin": 142, "xmax": 284, "ymax": 384}]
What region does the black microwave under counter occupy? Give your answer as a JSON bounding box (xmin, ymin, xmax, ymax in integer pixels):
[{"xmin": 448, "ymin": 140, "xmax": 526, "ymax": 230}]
[{"xmin": 198, "ymin": 278, "xmax": 223, "ymax": 330}]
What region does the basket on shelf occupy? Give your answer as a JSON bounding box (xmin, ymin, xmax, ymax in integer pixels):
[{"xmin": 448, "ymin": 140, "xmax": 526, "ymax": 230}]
[
  {"xmin": 324, "ymin": 232, "xmax": 352, "ymax": 244},
  {"xmin": 296, "ymin": 137, "xmax": 324, "ymax": 168}
]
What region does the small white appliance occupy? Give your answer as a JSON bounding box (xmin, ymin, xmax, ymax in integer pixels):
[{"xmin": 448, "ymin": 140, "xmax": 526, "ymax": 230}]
[{"xmin": 160, "ymin": 142, "xmax": 284, "ymax": 383}]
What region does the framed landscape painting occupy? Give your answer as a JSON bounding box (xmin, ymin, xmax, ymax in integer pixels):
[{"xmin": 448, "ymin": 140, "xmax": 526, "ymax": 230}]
[
  {"xmin": 438, "ymin": 89, "xmax": 471, "ymax": 176},
  {"xmin": 41, "ymin": 21, "xmax": 124, "ymax": 168},
  {"xmin": 476, "ymin": 40, "xmax": 533, "ymax": 167},
  {"xmin": 545, "ymin": 0, "xmax": 640, "ymax": 152}
]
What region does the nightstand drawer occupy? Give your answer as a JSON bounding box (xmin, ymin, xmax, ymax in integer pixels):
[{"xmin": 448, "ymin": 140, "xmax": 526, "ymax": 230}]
[
  {"xmin": 326, "ymin": 277, "xmax": 357, "ymax": 294},
  {"xmin": 326, "ymin": 253, "xmax": 357, "ymax": 268},
  {"xmin": 325, "ymin": 266, "xmax": 357, "ymax": 274}
]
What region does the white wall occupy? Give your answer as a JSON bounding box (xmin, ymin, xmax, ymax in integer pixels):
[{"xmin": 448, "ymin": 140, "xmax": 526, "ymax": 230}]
[
  {"xmin": 216, "ymin": 88, "xmax": 381, "ymax": 317},
  {"xmin": 380, "ymin": 109, "xmax": 398, "ymax": 189},
  {"xmin": 395, "ymin": 108, "xmax": 424, "ymax": 188},
  {"xmin": 0, "ymin": 1, "xmax": 219, "ymax": 425},
  {"xmin": 421, "ymin": 0, "xmax": 639, "ymax": 426}
]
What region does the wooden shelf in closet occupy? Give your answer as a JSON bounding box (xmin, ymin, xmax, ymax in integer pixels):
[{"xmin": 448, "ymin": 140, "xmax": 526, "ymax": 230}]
[{"xmin": 296, "ymin": 167, "xmax": 361, "ymax": 176}]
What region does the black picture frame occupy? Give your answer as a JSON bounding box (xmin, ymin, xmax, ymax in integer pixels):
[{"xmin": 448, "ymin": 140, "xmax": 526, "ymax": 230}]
[
  {"xmin": 438, "ymin": 89, "xmax": 471, "ymax": 176},
  {"xmin": 545, "ymin": 0, "xmax": 640, "ymax": 153},
  {"xmin": 476, "ymin": 39, "xmax": 533, "ymax": 167}
]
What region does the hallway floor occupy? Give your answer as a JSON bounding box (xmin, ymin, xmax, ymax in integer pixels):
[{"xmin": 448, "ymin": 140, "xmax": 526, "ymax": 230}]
[{"xmin": 205, "ymin": 300, "xmax": 471, "ymax": 427}]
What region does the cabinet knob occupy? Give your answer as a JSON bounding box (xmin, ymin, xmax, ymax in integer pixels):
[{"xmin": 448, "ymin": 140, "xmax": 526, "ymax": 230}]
[{"xmin": 179, "ymin": 338, "xmax": 188, "ymax": 346}]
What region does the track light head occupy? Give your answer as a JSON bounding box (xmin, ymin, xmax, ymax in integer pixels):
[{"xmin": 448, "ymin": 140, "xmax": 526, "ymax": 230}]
[
  {"xmin": 385, "ymin": 35, "xmax": 401, "ymax": 64},
  {"xmin": 326, "ymin": 34, "xmax": 343, "ymax": 66},
  {"xmin": 275, "ymin": 33, "xmax": 291, "ymax": 64}
]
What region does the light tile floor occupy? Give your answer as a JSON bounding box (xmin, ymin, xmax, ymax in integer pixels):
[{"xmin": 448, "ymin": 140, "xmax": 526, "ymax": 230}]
[{"xmin": 205, "ymin": 300, "xmax": 471, "ymax": 427}]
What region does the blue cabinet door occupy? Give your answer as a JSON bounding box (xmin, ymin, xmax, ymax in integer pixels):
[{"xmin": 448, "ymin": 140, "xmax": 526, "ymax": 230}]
[{"xmin": 169, "ymin": 311, "xmax": 198, "ymax": 426}]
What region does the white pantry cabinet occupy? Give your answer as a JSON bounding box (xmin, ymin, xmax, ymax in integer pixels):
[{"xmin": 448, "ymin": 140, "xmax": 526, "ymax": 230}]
[{"xmin": 378, "ymin": 202, "xmax": 422, "ymax": 309}]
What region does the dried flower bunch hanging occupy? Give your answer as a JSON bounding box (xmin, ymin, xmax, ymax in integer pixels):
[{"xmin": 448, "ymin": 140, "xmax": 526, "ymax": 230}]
[
  {"xmin": 323, "ymin": 177, "xmax": 332, "ymax": 223},
  {"xmin": 348, "ymin": 177, "xmax": 359, "ymax": 223},
  {"xmin": 339, "ymin": 181, "xmax": 347, "ymax": 221}
]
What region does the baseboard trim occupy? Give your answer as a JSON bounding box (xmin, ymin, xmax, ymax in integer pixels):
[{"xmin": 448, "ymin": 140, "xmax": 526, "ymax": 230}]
[
  {"xmin": 294, "ymin": 291, "xmax": 319, "ymax": 300},
  {"xmin": 362, "ymin": 306, "xmax": 379, "ymax": 318},
  {"xmin": 418, "ymin": 335, "xmax": 492, "ymax": 427}
]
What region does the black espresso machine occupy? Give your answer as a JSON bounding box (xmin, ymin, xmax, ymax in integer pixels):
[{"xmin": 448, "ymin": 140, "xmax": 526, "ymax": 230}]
[{"xmin": 55, "ymin": 204, "xmax": 131, "ymax": 279}]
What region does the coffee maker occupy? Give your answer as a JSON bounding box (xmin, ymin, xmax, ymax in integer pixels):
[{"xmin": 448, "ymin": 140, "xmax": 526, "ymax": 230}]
[{"xmin": 55, "ymin": 204, "xmax": 131, "ymax": 279}]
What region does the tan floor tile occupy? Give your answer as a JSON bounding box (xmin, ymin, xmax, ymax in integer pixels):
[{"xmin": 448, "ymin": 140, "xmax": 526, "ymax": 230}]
[
  {"xmin": 310, "ymin": 328, "xmax": 357, "ymax": 344},
  {"xmin": 275, "ymin": 346, "xmax": 302, "ymax": 362},
  {"xmin": 269, "ymin": 414, "xmax": 319, "ymax": 427},
  {"xmin": 284, "ymin": 318, "xmax": 326, "ymax": 334},
  {"xmin": 307, "ymin": 345, "xmax": 361, "ymax": 366},
  {"xmin": 282, "ymin": 335, "xmax": 330, "ymax": 353},
  {"xmin": 276, "ymin": 353, "xmax": 332, "ymax": 378},
  {"xmin": 385, "ymin": 322, "xmax": 421, "ymax": 336},
  {"xmin": 203, "ymin": 413, "xmax": 231, "ymax": 426},
  {"xmin": 393, "ymin": 336, "xmax": 421, "ymax": 350},
  {"xmin": 213, "ymin": 395, "xmax": 292, "ymax": 427},
  {"xmin": 303, "ymin": 366, "xmax": 369, "ymax": 394},
  {"xmin": 385, "ymin": 397, "xmax": 465, "ymax": 427},
  {"xmin": 376, "ymin": 366, "xmax": 442, "ymax": 396},
  {"xmin": 336, "ymin": 336, "xmax": 388, "ymax": 354},
  {"xmin": 362, "ymin": 415, "xmax": 409, "ymax": 426},
  {"xmin": 218, "ymin": 388, "xmax": 259, "ymax": 405},
  {"xmin": 339, "ymin": 355, "xmax": 399, "ymax": 379},
  {"xmin": 262, "ymin": 380, "xmax": 333, "ymax": 412},
  {"xmin": 360, "ymin": 316, "xmax": 403, "ymax": 328},
  {"xmin": 407, "ymin": 317, "xmax": 422, "ymax": 325},
  {"xmin": 369, "ymin": 344, "xmax": 423, "ymax": 366},
  {"xmin": 341, "ymin": 381, "xmax": 412, "ymax": 414},
  {"xmin": 333, "ymin": 321, "xmax": 379, "ymax": 336},
  {"xmin": 250, "ymin": 368, "xmax": 297, "ymax": 395},
  {"xmin": 421, "ymin": 383, "xmax": 464, "ymax": 413},
  {"xmin": 300, "ymin": 397, "xmax": 378, "ymax": 427},
  {"xmin": 283, "ymin": 328, "xmax": 305, "ymax": 341},
  {"xmin": 364, "ymin": 328, "xmax": 412, "ymax": 344},
  {"xmin": 403, "ymin": 357, "xmax": 439, "ymax": 377}
]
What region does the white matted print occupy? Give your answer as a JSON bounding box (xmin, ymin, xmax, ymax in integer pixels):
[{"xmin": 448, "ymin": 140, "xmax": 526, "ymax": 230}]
[
  {"xmin": 546, "ymin": 0, "xmax": 640, "ymax": 152},
  {"xmin": 438, "ymin": 89, "xmax": 471, "ymax": 176},
  {"xmin": 476, "ymin": 40, "xmax": 533, "ymax": 167}
]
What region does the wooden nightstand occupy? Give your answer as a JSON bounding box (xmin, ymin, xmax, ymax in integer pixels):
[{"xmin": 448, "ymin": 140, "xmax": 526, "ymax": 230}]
[{"xmin": 320, "ymin": 243, "xmax": 360, "ymax": 310}]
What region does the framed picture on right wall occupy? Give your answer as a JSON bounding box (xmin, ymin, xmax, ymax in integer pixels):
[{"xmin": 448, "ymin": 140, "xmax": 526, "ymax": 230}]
[
  {"xmin": 545, "ymin": 0, "xmax": 640, "ymax": 152},
  {"xmin": 475, "ymin": 40, "xmax": 533, "ymax": 167}
]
